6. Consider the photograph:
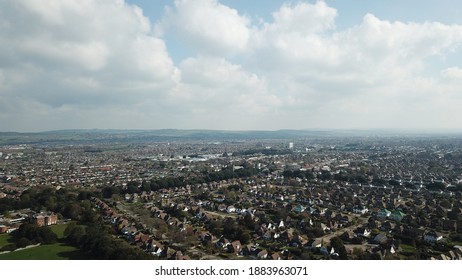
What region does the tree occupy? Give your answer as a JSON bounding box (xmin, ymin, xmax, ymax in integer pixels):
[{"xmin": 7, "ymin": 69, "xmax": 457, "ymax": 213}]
[
  {"xmin": 426, "ymin": 182, "xmax": 445, "ymax": 191},
  {"xmin": 282, "ymin": 170, "xmax": 294, "ymax": 178},
  {"xmin": 319, "ymin": 170, "xmax": 332, "ymax": 180},
  {"xmin": 241, "ymin": 213, "xmax": 255, "ymax": 231},
  {"xmin": 236, "ymin": 230, "xmax": 251, "ymax": 244},
  {"xmin": 330, "ymin": 237, "xmax": 348, "ymax": 260},
  {"xmin": 17, "ymin": 237, "xmax": 32, "ymax": 248},
  {"xmin": 66, "ymin": 225, "xmax": 86, "ymax": 245},
  {"xmin": 37, "ymin": 227, "xmax": 57, "ymax": 244},
  {"xmin": 45, "ymin": 196, "xmax": 58, "ymax": 210},
  {"xmin": 2, "ymin": 211, "xmax": 11, "ymax": 219},
  {"xmin": 12, "ymin": 223, "xmax": 57, "ymax": 245},
  {"xmin": 125, "ymin": 183, "xmax": 139, "ymax": 194},
  {"xmin": 389, "ymin": 179, "xmax": 400, "ymax": 187},
  {"xmin": 305, "ymin": 170, "xmax": 315, "ymax": 180},
  {"xmin": 63, "ymin": 203, "xmax": 83, "ymax": 220},
  {"xmin": 439, "ymin": 199, "xmax": 451, "ymax": 209},
  {"xmin": 102, "ymin": 186, "xmax": 119, "ymax": 198},
  {"xmin": 1, "ymin": 244, "xmax": 16, "ymax": 252},
  {"xmin": 352, "ymin": 247, "xmax": 365, "ymax": 260},
  {"xmin": 140, "ymin": 181, "xmax": 151, "ymax": 192},
  {"xmin": 64, "ymin": 221, "xmax": 78, "ymax": 238}
]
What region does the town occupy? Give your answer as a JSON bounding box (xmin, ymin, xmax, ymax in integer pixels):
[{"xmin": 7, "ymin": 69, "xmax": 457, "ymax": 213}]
[{"xmin": 1, "ymin": 130, "xmax": 462, "ymax": 260}]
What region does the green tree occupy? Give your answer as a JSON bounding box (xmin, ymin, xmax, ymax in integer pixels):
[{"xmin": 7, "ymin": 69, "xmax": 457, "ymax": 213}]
[
  {"xmin": 64, "ymin": 221, "xmax": 78, "ymax": 238},
  {"xmin": 63, "ymin": 203, "xmax": 83, "ymax": 220},
  {"xmin": 352, "ymin": 247, "xmax": 365, "ymax": 260},
  {"xmin": 66, "ymin": 225, "xmax": 86, "ymax": 245},
  {"xmin": 330, "ymin": 237, "xmax": 348, "ymax": 259},
  {"xmin": 37, "ymin": 227, "xmax": 58, "ymax": 244},
  {"xmin": 16, "ymin": 237, "xmax": 32, "ymax": 248}
]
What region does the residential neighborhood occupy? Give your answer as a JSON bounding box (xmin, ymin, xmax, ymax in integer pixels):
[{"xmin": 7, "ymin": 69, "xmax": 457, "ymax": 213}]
[{"xmin": 1, "ymin": 132, "xmax": 462, "ymax": 260}]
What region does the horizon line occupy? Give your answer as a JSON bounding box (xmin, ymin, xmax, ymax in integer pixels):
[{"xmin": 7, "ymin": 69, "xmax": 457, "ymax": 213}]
[{"xmin": 2, "ymin": 128, "xmax": 462, "ymax": 134}]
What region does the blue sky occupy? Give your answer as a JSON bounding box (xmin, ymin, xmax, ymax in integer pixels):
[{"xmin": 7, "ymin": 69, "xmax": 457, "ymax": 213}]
[
  {"xmin": 131, "ymin": 0, "xmax": 462, "ymax": 26},
  {"xmin": 1, "ymin": 0, "xmax": 462, "ymax": 132},
  {"xmin": 129, "ymin": 0, "xmax": 462, "ymax": 66}
]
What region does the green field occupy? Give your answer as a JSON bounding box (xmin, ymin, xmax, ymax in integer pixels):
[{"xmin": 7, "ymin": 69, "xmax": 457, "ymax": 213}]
[
  {"xmin": 0, "ymin": 223, "xmax": 87, "ymax": 260},
  {"xmin": 400, "ymin": 244, "xmax": 417, "ymax": 253},
  {"xmin": 0, "ymin": 234, "xmax": 14, "ymax": 248},
  {"xmin": 0, "ymin": 243, "xmax": 84, "ymax": 260},
  {"xmin": 50, "ymin": 223, "xmax": 69, "ymax": 239},
  {"xmin": 0, "ymin": 224, "xmax": 67, "ymax": 248}
]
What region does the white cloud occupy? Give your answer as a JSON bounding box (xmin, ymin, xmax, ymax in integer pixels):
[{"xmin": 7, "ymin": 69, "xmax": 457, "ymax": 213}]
[
  {"xmin": 2, "ymin": 0, "xmax": 462, "ymax": 131},
  {"xmin": 251, "ymin": 1, "xmax": 338, "ymax": 66},
  {"xmin": 267, "ymin": 1, "xmax": 337, "ymax": 35},
  {"xmin": 0, "ymin": 0, "xmax": 180, "ymax": 130},
  {"xmin": 168, "ymin": 56, "xmax": 280, "ymax": 129},
  {"xmin": 160, "ymin": 0, "xmax": 251, "ymax": 56},
  {"xmin": 240, "ymin": 4, "xmax": 462, "ymax": 129},
  {"xmin": 442, "ymin": 67, "xmax": 462, "ymax": 79},
  {"xmin": 338, "ymin": 14, "xmax": 462, "ymax": 76},
  {"xmin": 0, "ymin": 0, "xmax": 177, "ymax": 88}
]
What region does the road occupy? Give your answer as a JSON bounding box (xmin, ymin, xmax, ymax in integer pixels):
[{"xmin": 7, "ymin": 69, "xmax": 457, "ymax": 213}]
[{"xmin": 315, "ymin": 215, "xmax": 369, "ymax": 245}]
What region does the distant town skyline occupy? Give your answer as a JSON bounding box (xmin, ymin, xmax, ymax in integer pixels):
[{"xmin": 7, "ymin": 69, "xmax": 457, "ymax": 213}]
[{"xmin": 1, "ymin": 0, "xmax": 462, "ymax": 132}]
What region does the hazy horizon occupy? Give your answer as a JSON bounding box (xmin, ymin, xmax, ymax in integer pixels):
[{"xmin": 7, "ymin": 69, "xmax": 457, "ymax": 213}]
[
  {"xmin": 1, "ymin": 0, "xmax": 462, "ymax": 132},
  {"xmin": 3, "ymin": 127, "xmax": 462, "ymax": 135}
]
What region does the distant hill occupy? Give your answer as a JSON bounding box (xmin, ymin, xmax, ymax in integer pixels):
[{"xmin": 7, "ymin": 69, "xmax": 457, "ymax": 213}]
[
  {"xmin": 1, "ymin": 128, "xmax": 461, "ymax": 146},
  {"xmin": 0, "ymin": 129, "xmax": 325, "ymax": 145}
]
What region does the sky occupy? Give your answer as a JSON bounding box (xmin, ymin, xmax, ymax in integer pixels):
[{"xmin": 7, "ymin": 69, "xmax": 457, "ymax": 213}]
[{"xmin": 1, "ymin": 0, "xmax": 462, "ymax": 132}]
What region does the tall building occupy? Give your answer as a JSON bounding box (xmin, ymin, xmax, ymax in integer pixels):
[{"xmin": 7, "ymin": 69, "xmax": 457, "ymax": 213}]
[{"xmin": 289, "ymin": 142, "xmax": 294, "ymax": 149}]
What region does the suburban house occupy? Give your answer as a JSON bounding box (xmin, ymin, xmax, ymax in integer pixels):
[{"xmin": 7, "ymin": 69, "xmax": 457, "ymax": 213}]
[
  {"xmin": 377, "ymin": 209, "xmax": 391, "ymax": 219},
  {"xmin": 423, "ymin": 231, "xmax": 443, "ymax": 243},
  {"xmin": 390, "ymin": 210, "xmax": 405, "ymax": 222},
  {"xmin": 353, "ymin": 205, "xmax": 369, "ymax": 215}
]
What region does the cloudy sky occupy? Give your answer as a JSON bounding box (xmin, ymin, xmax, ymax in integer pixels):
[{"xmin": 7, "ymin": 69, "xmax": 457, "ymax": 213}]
[{"xmin": 1, "ymin": 0, "xmax": 462, "ymax": 132}]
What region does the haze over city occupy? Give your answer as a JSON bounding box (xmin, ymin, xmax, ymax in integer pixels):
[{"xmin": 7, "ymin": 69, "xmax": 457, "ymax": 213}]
[{"xmin": 1, "ymin": 0, "xmax": 462, "ymax": 132}]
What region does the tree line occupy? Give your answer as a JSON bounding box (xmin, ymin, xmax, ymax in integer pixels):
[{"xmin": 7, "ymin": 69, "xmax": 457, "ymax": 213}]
[{"xmin": 102, "ymin": 165, "xmax": 260, "ymax": 198}]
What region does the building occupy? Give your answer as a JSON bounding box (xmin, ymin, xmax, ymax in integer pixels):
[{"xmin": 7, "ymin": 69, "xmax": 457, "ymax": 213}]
[
  {"xmin": 31, "ymin": 212, "xmax": 58, "ymax": 227},
  {"xmin": 0, "ymin": 225, "xmax": 8, "ymax": 234},
  {"xmin": 390, "ymin": 210, "xmax": 405, "ymax": 222},
  {"xmin": 353, "ymin": 205, "xmax": 369, "ymax": 215},
  {"xmin": 377, "ymin": 209, "xmax": 391, "ymax": 219},
  {"xmin": 423, "ymin": 231, "xmax": 443, "ymax": 243}
]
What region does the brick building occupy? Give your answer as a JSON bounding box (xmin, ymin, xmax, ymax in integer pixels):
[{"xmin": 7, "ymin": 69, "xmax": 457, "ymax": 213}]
[{"xmin": 31, "ymin": 212, "xmax": 58, "ymax": 227}]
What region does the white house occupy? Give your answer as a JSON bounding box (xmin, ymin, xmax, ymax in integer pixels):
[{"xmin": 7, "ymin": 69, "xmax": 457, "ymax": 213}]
[
  {"xmin": 353, "ymin": 205, "xmax": 369, "ymax": 215},
  {"xmin": 226, "ymin": 205, "xmax": 236, "ymax": 213}
]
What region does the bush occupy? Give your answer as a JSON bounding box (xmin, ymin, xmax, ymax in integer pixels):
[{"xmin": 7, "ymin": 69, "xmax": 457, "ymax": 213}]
[
  {"xmin": 0, "ymin": 244, "xmax": 17, "ymax": 252},
  {"xmin": 16, "ymin": 237, "xmax": 32, "ymax": 248},
  {"xmin": 450, "ymin": 233, "xmax": 462, "ymax": 242}
]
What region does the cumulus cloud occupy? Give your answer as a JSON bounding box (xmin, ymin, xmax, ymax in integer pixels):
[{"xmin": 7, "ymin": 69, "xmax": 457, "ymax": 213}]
[
  {"xmin": 159, "ymin": 0, "xmax": 251, "ymax": 56},
  {"xmin": 0, "ymin": 0, "xmax": 177, "ymax": 117},
  {"xmin": 262, "ymin": 1, "xmax": 337, "ymax": 36},
  {"xmin": 1, "ymin": 0, "xmax": 462, "ymax": 131},
  {"xmin": 168, "ymin": 56, "xmax": 280, "ymax": 129},
  {"xmin": 241, "ymin": 4, "xmax": 462, "ymax": 129}
]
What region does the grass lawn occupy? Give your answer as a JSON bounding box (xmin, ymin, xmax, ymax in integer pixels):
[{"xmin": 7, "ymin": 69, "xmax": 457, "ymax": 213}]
[
  {"xmin": 398, "ymin": 244, "xmax": 417, "ymax": 258},
  {"xmin": 400, "ymin": 244, "xmax": 417, "ymax": 253},
  {"xmin": 0, "ymin": 234, "xmax": 14, "ymax": 248},
  {"xmin": 448, "ymin": 241, "xmax": 462, "ymax": 247},
  {"xmin": 50, "ymin": 223, "xmax": 69, "ymax": 239},
  {"xmin": 0, "ymin": 223, "xmax": 87, "ymax": 260},
  {"xmin": 0, "ymin": 243, "xmax": 85, "ymax": 260}
]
